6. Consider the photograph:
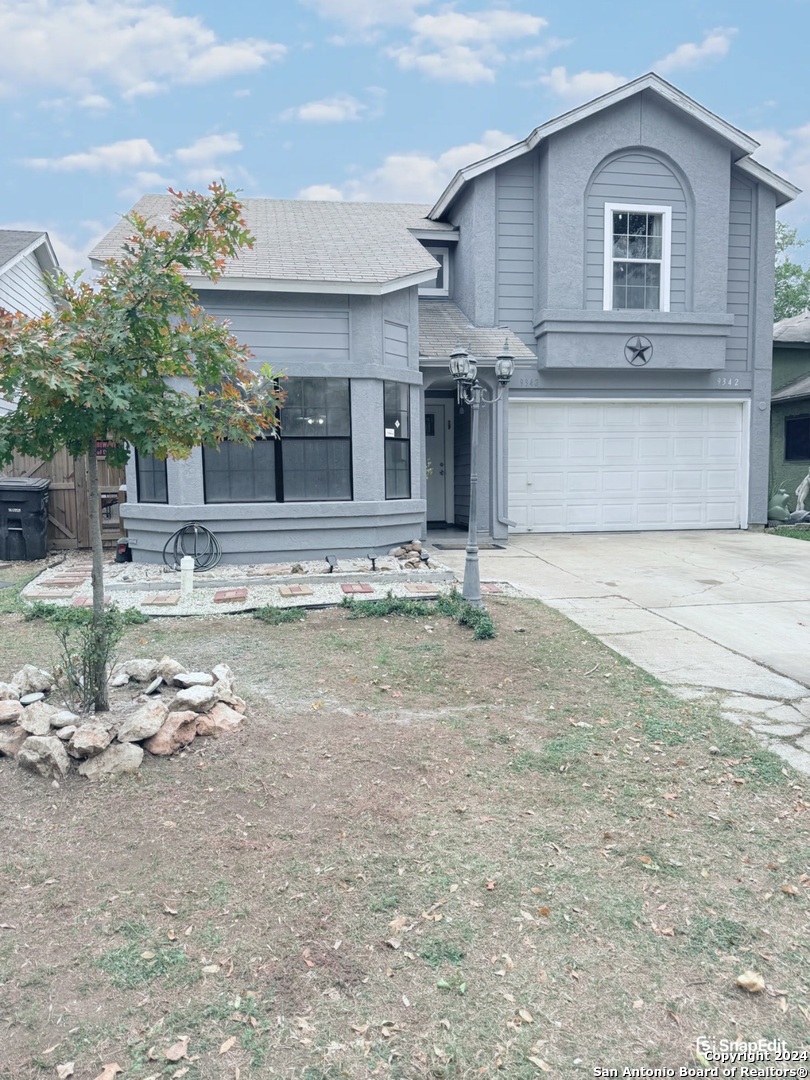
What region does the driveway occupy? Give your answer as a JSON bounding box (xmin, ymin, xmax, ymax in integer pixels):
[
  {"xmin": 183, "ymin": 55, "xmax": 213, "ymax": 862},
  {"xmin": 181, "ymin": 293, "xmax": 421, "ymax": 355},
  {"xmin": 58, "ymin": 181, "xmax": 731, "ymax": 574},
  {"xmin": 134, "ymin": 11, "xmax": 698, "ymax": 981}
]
[{"xmin": 433, "ymin": 530, "xmax": 810, "ymax": 774}]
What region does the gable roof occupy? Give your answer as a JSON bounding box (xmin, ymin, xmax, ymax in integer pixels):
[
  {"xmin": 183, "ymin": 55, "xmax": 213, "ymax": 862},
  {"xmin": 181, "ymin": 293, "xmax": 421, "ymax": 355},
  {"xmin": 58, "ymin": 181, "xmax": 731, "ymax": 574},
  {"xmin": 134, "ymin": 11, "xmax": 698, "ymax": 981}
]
[
  {"xmin": 90, "ymin": 196, "xmax": 455, "ymax": 295},
  {"xmin": 774, "ymin": 310, "xmax": 810, "ymax": 345},
  {"xmin": 0, "ymin": 230, "xmax": 59, "ymax": 279},
  {"xmin": 429, "ymin": 72, "xmax": 800, "ymax": 218}
]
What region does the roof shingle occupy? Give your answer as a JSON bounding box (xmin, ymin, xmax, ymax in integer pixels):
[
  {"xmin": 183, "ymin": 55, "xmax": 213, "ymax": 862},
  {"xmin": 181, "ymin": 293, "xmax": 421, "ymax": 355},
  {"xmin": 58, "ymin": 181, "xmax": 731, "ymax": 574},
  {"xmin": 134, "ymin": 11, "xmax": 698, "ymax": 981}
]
[
  {"xmin": 419, "ymin": 300, "xmax": 536, "ymax": 360},
  {"xmin": 0, "ymin": 230, "xmax": 44, "ymax": 273}
]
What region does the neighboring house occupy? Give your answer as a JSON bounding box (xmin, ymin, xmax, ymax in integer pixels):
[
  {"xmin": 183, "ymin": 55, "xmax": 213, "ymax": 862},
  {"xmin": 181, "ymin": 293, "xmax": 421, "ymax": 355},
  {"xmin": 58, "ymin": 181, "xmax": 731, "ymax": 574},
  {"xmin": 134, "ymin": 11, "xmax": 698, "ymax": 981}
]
[
  {"xmin": 90, "ymin": 72, "xmax": 798, "ymax": 564},
  {"xmin": 0, "ymin": 230, "xmax": 60, "ymax": 414},
  {"xmin": 771, "ymin": 311, "xmax": 810, "ymax": 506}
]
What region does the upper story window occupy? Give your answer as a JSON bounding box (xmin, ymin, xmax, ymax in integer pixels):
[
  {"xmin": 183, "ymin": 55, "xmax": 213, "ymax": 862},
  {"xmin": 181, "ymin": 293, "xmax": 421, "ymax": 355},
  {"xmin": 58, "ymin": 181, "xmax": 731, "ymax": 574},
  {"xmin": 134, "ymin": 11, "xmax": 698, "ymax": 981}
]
[
  {"xmin": 603, "ymin": 204, "xmax": 671, "ymax": 312},
  {"xmin": 135, "ymin": 451, "xmax": 168, "ymax": 504},
  {"xmin": 419, "ymin": 245, "xmax": 450, "ymax": 297}
]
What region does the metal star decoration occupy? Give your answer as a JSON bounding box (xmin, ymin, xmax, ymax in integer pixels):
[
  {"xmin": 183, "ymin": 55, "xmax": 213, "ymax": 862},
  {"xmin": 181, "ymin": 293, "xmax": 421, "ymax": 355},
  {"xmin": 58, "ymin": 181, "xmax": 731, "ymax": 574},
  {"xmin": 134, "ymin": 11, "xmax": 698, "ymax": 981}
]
[{"xmin": 624, "ymin": 335, "xmax": 653, "ymax": 366}]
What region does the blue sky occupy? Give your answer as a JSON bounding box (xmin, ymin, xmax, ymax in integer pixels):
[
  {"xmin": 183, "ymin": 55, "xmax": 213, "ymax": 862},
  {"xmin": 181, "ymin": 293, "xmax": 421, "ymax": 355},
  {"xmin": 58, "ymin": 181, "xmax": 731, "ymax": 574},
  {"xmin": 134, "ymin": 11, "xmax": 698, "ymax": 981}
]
[{"xmin": 2, "ymin": 0, "xmax": 810, "ymax": 272}]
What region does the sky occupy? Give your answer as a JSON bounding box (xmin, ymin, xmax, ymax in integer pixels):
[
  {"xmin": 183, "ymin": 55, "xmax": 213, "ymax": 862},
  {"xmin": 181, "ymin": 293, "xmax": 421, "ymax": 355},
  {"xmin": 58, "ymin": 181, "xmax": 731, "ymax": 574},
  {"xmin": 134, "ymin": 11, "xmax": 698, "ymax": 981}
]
[{"xmin": 2, "ymin": 0, "xmax": 810, "ymax": 273}]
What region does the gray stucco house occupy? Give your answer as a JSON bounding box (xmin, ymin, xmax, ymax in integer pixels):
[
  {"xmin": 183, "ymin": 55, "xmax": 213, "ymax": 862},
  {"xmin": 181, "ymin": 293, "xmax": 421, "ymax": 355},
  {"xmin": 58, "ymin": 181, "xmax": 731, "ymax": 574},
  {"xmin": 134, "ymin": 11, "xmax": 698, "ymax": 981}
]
[
  {"xmin": 770, "ymin": 312, "xmax": 810, "ymax": 504},
  {"xmin": 90, "ymin": 72, "xmax": 797, "ymax": 564}
]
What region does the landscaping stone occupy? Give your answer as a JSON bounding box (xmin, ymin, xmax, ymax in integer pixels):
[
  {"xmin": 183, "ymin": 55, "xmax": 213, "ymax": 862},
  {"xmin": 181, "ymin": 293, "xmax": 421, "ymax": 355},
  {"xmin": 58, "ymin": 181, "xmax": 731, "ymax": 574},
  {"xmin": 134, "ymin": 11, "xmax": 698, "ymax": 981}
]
[
  {"xmin": 78, "ymin": 742, "xmax": 143, "ymax": 781},
  {"xmin": 144, "ymin": 677, "xmax": 163, "ymax": 695},
  {"xmin": 171, "ymin": 685, "xmax": 217, "ymax": 712},
  {"xmin": 0, "ymin": 682, "xmax": 20, "ymax": 701},
  {"xmin": 55, "ymin": 725, "xmax": 77, "ymax": 742},
  {"xmin": 0, "ymin": 700, "xmax": 23, "ymax": 725},
  {"xmin": 117, "ymin": 700, "xmax": 168, "ymax": 743},
  {"xmin": 12, "ymin": 665, "xmax": 54, "ymax": 695},
  {"xmin": 156, "ymin": 656, "xmax": 186, "ymax": 682},
  {"xmin": 765, "ymin": 704, "xmax": 808, "ymax": 726},
  {"xmin": 68, "ymin": 723, "xmax": 113, "ymax": 758},
  {"xmin": 0, "ymin": 725, "xmax": 27, "ymax": 758},
  {"xmin": 211, "ymin": 679, "xmax": 240, "ymax": 706},
  {"xmin": 173, "ymin": 671, "xmax": 214, "ymax": 688},
  {"xmin": 751, "ymin": 722, "xmax": 807, "ymax": 738},
  {"xmin": 119, "ymin": 658, "xmax": 159, "ymax": 683},
  {"xmin": 196, "ymin": 702, "xmax": 245, "ymax": 737},
  {"xmin": 143, "ymin": 710, "xmax": 199, "ymax": 755},
  {"xmin": 109, "ymin": 670, "xmax": 131, "ymax": 688},
  {"xmin": 50, "ymin": 709, "xmax": 80, "ymax": 728},
  {"xmin": 19, "ymin": 692, "xmax": 46, "ymax": 705},
  {"xmin": 17, "ymin": 736, "xmax": 70, "ymax": 780},
  {"xmin": 19, "ymin": 701, "xmax": 58, "ymax": 736},
  {"xmin": 211, "ymin": 663, "xmax": 235, "ymax": 686}
]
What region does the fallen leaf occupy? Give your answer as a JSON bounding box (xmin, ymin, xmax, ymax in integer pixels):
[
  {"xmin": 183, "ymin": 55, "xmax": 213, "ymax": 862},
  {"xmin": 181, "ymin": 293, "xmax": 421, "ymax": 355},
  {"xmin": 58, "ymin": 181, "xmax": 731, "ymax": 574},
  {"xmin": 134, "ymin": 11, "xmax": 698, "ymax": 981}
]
[
  {"xmin": 537, "ymin": 907, "xmax": 550, "ymax": 917},
  {"xmin": 528, "ymin": 1058, "xmax": 552, "ymax": 1072},
  {"xmin": 164, "ymin": 905, "xmax": 178, "ymax": 915},
  {"xmin": 171, "ymin": 1070, "xmax": 188, "ymax": 1079},
  {"xmin": 485, "ymin": 880, "xmax": 497, "ymax": 891},
  {"xmin": 219, "ymin": 1037, "xmax": 236, "ymax": 1054},
  {"xmin": 351, "ymin": 1023, "xmax": 369, "ymax": 1034},
  {"xmin": 164, "ymin": 1037, "xmax": 189, "ymax": 1062},
  {"xmin": 202, "ymin": 964, "xmax": 220, "ymax": 974},
  {"xmin": 388, "ymin": 915, "xmax": 408, "ymax": 933},
  {"xmin": 632, "ymin": 999, "xmax": 644, "ymax": 1009},
  {"xmin": 92, "ymin": 1067, "xmax": 123, "ymax": 1080},
  {"xmin": 140, "ymin": 951, "xmax": 155, "ymax": 960},
  {"xmin": 518, "ymin": 1009, "xmax": 533, "ymax": 1023},
  {"xmin": 782, "ymin": 884, "xmax": 799, "ymax": 896},
  {"xmin": 56, "ymin": 1064, "xmax": 74, "ymax": 1079},
  {"xmin": 736, "ymin": 970, "xmax": 765, "ymax": 993}
]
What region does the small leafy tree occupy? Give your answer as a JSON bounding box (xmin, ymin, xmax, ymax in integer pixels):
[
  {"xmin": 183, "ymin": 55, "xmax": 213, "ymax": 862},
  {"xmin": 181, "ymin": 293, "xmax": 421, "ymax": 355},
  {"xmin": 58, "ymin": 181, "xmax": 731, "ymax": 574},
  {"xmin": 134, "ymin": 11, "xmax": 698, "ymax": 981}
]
[
  {"xmin": 775, "ymin": 221, "xmax": 810, "ymax": 322},
  {"xmin": 0, "ymin": 183, "xmax": 283, "ymax": 711}
]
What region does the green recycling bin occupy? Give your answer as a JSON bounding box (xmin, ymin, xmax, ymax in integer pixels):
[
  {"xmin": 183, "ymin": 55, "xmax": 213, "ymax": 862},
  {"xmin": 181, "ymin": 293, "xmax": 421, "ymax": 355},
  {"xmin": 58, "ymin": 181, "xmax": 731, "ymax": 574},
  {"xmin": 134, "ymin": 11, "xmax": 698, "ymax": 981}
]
[{"xmin": 0, "ymin": 477, "xmax": 50, "ymax": 561}]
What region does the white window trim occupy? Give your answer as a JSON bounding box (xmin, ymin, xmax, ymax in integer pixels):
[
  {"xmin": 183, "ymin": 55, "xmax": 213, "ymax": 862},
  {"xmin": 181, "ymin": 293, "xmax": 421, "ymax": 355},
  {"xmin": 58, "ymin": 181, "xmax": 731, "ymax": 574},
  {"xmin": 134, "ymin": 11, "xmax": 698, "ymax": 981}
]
[
  {"xmin": 603, "ymin": 203, "xmax": 672, "ymax": 313},
  {"xmin": 419, "ymin": 246, "xmax": 450, "ymax": 297}
]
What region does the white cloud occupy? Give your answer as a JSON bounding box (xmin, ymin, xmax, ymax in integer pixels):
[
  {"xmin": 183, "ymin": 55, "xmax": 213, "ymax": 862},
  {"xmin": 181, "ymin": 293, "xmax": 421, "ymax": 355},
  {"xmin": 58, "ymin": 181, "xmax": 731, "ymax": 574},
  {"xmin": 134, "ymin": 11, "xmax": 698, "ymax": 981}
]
[
  {"xmin": 77, "ymin": 92, "xmax": 111, "ymax": 110},
  {"xmin": 747, "ymin": 125, "xmax": 810, "ymax": 226},
  {"xmin": 539, "ymin": 66, "xmax": 626, "ymax": 103},
  {"xmin": 656, "ymin": 27, "xmax": 737, "ymax": 74},
  {"xmin": 281, "ymin": 94, "xmax": 367, "ymax": 122},
  {"xmin": 386, "ymin": 7, "xmax": 547, "ymax": 84},
  {"xmin": 174, "ymin": 133, "xmax": 243, "ymax": 185},
  {"xmin": 0, "ymin": 0, "xmax": 286, "ymax": 103},
  {"xmin": 299, "ymin": 0, "xmax": 430, "ymax": 30},
  {"xmin": 25, "ymin": 137, "xmax": 161, "ymax": 172},
  {"xmin": 749, "ymin": 129, "xmax": 791, "ymax": 169},
  {"xmin": 299, "ymin": 129, "xmax": 516, "ymax": 203}
]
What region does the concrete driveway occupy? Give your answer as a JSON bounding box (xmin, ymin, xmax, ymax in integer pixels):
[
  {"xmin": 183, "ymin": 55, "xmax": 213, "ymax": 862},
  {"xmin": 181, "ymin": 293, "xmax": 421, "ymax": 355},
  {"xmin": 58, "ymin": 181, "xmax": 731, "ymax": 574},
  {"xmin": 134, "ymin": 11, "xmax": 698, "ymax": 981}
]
[{"xmin": 433, "ymin": 530, "xmax": 810, "ymax": 774}]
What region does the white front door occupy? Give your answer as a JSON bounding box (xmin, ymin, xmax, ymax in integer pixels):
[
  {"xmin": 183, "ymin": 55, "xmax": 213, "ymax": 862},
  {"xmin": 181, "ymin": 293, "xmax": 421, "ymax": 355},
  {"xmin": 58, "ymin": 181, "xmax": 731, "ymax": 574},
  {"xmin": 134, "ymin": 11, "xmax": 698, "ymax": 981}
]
[
  {"xmin": 425, "ymin": 403, "xmax": 449, "ymax": 521},
  {"xmin": 509, "ymin": 400, "xmax": 746, "ymax": 532}
]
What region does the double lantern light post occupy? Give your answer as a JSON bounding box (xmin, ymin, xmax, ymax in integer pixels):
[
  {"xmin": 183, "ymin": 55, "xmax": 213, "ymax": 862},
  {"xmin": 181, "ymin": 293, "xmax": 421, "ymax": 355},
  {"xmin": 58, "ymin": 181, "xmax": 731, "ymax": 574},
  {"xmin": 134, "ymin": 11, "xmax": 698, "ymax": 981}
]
[{"xmin": 449, "ymin": 340, "xmax": 515, "ymax": 607}]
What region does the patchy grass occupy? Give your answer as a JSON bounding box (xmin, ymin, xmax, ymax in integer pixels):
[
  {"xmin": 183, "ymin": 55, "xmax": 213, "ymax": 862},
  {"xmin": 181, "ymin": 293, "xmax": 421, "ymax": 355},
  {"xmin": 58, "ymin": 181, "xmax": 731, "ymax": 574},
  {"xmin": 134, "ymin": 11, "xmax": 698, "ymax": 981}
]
[
  {"xmin": 768, "ymin": 526, "xmax": 810, "ymax": 541},
  {"xmin": 253, "ymin": 605, "xmax": 308, "ymax": 625},
  {"xmin": 0, "ymin": 593, "xmax": 808, "ymax": 1079}
]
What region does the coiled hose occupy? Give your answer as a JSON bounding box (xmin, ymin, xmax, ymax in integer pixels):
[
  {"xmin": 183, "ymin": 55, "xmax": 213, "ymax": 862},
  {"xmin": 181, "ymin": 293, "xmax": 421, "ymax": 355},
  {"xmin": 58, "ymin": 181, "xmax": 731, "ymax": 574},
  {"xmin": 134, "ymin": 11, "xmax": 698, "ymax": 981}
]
[{"xmin": 162, "ymin": 523, "xmax": 223, "ymax": 572}]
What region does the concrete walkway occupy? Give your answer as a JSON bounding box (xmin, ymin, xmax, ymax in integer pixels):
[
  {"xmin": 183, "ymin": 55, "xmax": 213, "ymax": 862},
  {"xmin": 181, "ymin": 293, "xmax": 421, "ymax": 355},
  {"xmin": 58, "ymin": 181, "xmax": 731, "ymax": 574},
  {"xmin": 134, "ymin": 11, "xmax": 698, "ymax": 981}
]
[{"xmin": 433, "ymin": 530, "xmax": 810, "ymax": 775}]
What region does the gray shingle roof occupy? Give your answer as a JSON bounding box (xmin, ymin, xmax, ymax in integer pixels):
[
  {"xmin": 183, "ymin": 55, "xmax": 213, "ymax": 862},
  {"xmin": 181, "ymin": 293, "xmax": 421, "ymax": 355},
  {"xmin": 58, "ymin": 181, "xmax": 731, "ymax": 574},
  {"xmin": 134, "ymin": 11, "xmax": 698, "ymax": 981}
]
[
  {"xmin": 772, "ymin": 374, "xmax": 810, "ymax": 402},
  {"xmin": 89, "ymin": 196, "xmax": 455, "ymax": 287},
  {"xmin": 774, "ymin": 310, "xmax": 810, "ymax": 344},
  {"xmin": 0, "ymin": 230, "xmax": 44, "ymax": 272},
  {"xmin": 419, "ymin": 300, "xmax": 536, "ymax": 360}
]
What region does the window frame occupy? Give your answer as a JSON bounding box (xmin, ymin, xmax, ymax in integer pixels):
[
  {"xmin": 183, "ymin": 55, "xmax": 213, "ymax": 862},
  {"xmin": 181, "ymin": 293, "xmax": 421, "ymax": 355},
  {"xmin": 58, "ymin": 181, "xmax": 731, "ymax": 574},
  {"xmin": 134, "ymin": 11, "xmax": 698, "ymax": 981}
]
[
  {"xmin": 202, "ymin": 376, "xmax": 354, "ymax": 505},
  {"xmin": 383, "ymin": 381, "xmax": 411, "ymax": 500},
  {"xmin": 602, "ymin": 203, "xmax": 672, "ymax": 313},
  {"xmin": 785, "ymin": 414, "xmax": 810, "ymax": 462},
  {"xmin": 135, "ymin": 450, "xmax": 168, "ymax": 504},
  {"xmin": 419, "ymin": 245, "xmax": 450, "ymax": 297}
]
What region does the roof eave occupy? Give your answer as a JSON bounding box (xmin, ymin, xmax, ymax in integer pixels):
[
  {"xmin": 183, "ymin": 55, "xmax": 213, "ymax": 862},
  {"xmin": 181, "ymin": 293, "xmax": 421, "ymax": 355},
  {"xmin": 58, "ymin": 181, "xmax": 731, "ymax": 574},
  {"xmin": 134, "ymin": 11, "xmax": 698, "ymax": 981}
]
[
  {"xmin": 0, "ymin": 232, "xmax": 59, "ymax": 280},
  {"xmin": 428, "ymin": 72, "xmax": 762, "ymax": 220},
  {"xmin": 735, "ymin": 157, "xmax": 801, "ymax": 207},
  {"xmin": 181, "ymin": 267, "xmax": 438, "ymax": 296}
]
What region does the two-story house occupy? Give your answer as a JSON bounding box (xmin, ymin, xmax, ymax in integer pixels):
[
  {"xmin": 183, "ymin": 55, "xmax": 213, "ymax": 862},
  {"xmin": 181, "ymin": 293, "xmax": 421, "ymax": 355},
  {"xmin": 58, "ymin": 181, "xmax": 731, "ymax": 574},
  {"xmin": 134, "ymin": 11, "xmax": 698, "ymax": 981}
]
[{"xmin": 90, "ymin": 73, "xmax": 798, "ymax": 564}]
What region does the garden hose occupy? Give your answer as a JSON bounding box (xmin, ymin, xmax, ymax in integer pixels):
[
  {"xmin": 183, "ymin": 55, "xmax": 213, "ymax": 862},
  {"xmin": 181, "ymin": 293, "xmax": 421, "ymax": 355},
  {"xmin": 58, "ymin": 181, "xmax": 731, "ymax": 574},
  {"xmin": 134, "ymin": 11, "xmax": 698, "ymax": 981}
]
[{"xmin": 162, "ymin": 523, "xmax": 223, "ymax": 572}]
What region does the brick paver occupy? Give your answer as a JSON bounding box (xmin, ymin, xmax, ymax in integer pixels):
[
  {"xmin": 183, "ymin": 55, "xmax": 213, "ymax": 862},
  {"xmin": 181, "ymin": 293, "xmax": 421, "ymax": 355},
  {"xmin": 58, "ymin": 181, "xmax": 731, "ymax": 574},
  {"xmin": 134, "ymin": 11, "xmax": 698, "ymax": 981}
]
[
  {"xmin": 341, "ymin": 583, "xmax": 373, "ymax": 594},
  {"xmin": 213, "ymin": 587, "xmax": 249, "ymax": 603},
  {"xmin": 142, "ymin": 593, "xmax": 180, "ymax": 606},
  {"xmin": 278, "ymin": 584, "xmax": 313, "ymax": 597},
  {"xmin": 71, "ymin": 595, "xmax": 110, "ymax": 607},
  {"xmin": 29, "ymin": 590, "xmax": 74, "ymax": 599},
  {"xmin": 480, "ymin": 583, "xmax": 504, "ymax": 594},
  {"xmin": 404, "ymin": 583, "xmax": 438, "ymax": 595}
]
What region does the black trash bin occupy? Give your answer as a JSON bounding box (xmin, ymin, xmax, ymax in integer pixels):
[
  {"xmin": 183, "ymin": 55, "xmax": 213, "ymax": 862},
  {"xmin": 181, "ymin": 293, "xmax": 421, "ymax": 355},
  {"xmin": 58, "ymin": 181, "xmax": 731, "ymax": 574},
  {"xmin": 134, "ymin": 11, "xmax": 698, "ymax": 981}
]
[{"xmin": 0, "ymin": 477, "xmax": 50, "ymax": 561}]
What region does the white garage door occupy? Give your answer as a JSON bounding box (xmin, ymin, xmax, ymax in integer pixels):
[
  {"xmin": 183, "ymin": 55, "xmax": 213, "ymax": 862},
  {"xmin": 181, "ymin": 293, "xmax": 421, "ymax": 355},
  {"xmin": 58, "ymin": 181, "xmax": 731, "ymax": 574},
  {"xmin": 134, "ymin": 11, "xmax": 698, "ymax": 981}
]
[{"xmin": 509, "ymin": 401, "xmax": 745, "ymax": 532}]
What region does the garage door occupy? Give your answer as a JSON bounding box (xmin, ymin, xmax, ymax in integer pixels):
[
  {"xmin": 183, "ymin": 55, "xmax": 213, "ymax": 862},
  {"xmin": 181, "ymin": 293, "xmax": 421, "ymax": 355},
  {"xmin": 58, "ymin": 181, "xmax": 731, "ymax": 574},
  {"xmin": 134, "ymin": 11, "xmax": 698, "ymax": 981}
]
[{"xmin": 509, "ymin": 401, "xmax": 745, "ymax": 532}]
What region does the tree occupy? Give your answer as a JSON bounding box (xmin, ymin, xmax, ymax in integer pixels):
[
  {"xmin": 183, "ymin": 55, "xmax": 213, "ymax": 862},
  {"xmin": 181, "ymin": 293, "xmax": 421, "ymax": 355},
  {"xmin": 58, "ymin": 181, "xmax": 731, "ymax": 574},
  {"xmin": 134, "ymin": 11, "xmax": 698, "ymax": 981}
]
[
  {"xmin": 0, "ymin": 183, "xmax": 283, "ymax": 711},
  {"xmin": 774, "ymin": 221, "xmax": 810, "ymax": 322}
]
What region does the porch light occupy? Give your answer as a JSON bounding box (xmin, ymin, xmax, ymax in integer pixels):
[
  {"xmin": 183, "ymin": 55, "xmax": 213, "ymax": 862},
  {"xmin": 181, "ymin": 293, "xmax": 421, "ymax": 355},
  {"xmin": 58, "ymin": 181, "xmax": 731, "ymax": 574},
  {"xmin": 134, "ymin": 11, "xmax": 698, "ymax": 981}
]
[
  {"xmin": 449, "ymin": 342, "xmax": 472, "ymax": 382},
  {"xmin": 495, "ymin": 340, "xmax": 515, "ymax": 384}
]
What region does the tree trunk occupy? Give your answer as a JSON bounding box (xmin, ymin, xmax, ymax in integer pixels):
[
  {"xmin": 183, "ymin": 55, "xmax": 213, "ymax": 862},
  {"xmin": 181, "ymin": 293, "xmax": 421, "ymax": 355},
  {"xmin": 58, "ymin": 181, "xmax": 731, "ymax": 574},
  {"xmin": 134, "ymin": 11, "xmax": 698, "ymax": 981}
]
[{"xmin": 86, "ymin": 441, "xmax": 109, "ymax": 712}]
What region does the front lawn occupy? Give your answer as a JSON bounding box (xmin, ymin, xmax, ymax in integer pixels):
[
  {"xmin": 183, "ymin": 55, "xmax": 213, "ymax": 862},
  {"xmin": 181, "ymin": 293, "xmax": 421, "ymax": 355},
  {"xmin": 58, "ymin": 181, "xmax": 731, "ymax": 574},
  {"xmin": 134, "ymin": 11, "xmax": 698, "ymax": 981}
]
[{"xmin": 0, "ymin": 591, "xmax": 807, "ymax": 1078}]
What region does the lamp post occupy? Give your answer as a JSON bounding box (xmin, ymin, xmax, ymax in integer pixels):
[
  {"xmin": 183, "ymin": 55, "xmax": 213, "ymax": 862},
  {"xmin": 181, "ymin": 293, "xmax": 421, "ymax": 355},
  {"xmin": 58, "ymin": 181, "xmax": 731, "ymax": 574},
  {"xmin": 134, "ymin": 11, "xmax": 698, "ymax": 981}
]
[{"xmin": 449, "ymin": 339, "xmax": 515, "ymax": 606}]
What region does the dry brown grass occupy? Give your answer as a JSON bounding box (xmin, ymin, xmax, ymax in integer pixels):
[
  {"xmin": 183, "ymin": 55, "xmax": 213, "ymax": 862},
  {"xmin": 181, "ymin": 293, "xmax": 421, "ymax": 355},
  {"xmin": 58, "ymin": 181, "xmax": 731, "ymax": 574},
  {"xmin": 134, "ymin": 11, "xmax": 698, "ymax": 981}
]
[{"xmin": 0, "ymin": 588, "xmax": 808, "ymax": 1079}]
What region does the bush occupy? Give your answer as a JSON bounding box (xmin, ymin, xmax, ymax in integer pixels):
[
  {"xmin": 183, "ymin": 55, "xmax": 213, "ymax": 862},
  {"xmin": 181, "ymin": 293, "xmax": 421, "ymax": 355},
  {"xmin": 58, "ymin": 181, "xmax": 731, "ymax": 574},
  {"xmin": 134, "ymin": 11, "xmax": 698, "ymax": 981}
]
[
  {"xmin": 24, "ymin": 600, "xmax": 148, "ymax": 626},
  {"xmin": 253, "ymin": 605, "xmax": 308, "ymax": 625},
  {"xmin": 341, "ymin": 588, "xmax": 496, "ymax": 640}
]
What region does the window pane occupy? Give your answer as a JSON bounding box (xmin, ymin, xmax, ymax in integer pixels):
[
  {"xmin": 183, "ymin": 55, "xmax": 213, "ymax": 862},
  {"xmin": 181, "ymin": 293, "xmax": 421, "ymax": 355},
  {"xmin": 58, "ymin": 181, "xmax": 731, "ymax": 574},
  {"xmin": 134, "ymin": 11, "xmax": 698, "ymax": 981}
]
[
  {"xmin": 626, "ymin": 286, "xmax": 645, "ymax": 308},
  {"xmin": 283, "ymin": 377, "xmax": 350, "ymax": 438},
  {"xmin": 612, "ymin": 234, "xmax": 627, "ymax": 257},
  {"xmin": 629, "ymin": 213, "xmax": 647, "ymax": 236},
  {"xmin": 385, "ymin": 440, "xmax": 411, "ymax": 499},
  {"xmin": 203, "ymin": 440, "xmax": 276, "ymax": 502},
  {"xmin": 647, "ymin": 235, "xmax": 662, "ymax": 259},
  {"xmin": 785, "ymin": 417, "xmax": 810, "ymax": 461},
  {"xmin": 629, "ymin": 235, "xmax": 646, "ymax": 258},
  {"xmin": 384, "ymin": 382, "xmax": 409, "ymax": 439},
  {"xmin": 613, "ymin": 212, "xmax": 628, "ymax": 234},
  {"xmin": 282, "ymin": 439, "xmax": 351, "ymax": 501},
  {"xmin": 136, "ymin": 452, "xmax": 168, "ymax": 504}
]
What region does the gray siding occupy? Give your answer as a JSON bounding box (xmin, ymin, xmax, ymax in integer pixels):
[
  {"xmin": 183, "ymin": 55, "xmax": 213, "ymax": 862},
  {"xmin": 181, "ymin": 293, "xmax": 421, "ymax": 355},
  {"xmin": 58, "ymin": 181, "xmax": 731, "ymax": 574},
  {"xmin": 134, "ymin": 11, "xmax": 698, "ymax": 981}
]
[
  {"xmin": 0, "ymin": 251, "xmax": 56, "ymax": 316},
  {"xmin": 496, "ymin": 159, "xmax": 535, "ymax": 345},
  {"xmin": 726, "ymin": 173, "xmax": 753, "ymax": 372},
  {"xmin": 384, "ymin": 320, "xmax": 408, "ymax": 366},
  {"xmin": 198, "ymin": 291, "xmax": 349, "ymax": 366},
  {"xmin": 586, "ymin": 152, "xmax": 688, "ymax": 311}
]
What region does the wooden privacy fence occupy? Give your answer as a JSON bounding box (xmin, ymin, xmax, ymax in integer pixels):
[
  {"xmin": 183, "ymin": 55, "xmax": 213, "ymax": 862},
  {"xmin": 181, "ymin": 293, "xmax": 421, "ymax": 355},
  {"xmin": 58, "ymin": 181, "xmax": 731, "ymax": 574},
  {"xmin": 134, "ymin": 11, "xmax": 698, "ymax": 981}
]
[{"xmin": 1, "ymin": 447, "xmax": 125, "ymax": 550}]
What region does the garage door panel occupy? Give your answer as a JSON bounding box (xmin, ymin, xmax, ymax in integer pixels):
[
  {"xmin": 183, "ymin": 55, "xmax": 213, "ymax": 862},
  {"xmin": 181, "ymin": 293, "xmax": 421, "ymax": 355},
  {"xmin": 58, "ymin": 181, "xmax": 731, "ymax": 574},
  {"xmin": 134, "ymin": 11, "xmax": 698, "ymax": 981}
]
[{"xmin": 509, "ymin": 401, "xmax": 744, "ymax": 533}]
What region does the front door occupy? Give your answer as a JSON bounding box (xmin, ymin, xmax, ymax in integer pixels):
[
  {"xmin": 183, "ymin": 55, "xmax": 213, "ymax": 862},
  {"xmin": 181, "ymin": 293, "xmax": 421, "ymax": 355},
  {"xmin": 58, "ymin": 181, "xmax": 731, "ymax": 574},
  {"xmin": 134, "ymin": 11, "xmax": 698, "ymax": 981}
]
[{"xmin": 425, "ymin": 403, "xmax": 448, "ymax": 522}]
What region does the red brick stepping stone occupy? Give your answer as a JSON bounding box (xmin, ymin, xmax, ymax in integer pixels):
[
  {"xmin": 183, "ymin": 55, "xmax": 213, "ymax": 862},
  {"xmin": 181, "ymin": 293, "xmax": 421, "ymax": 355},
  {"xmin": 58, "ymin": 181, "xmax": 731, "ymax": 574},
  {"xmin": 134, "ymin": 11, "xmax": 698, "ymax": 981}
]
[
  {"xmin": 72, "ymin": 595, "xmax": 110, "ymax": 607},
  {"xmin": 142, "ymin": 593, "xmax": 180, "ymax": 606},
  {"xmin": 480, "ymin": 583, "xmax": 504, "ymax": 594},
  {"xmin": 341, "ymin": 583, "xmax": 373, "ymax": 594},
  {"xmin": 46, "ymin": 580, "xmax": 81, "ymax": 589},
  {"xmin": 278, "ymin": 584, "xmax": 313, "ymax": 597},
  {"xmin": 213, "ymin": 587, "xmax": 248, "ymax": 603},
  {"xmin": 405, "ymin": 583, "xmax": 438, "ymax": 595},
  {"xmin": 30, "ymin": 590, "xmax": 73, "ymax": 599}
]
